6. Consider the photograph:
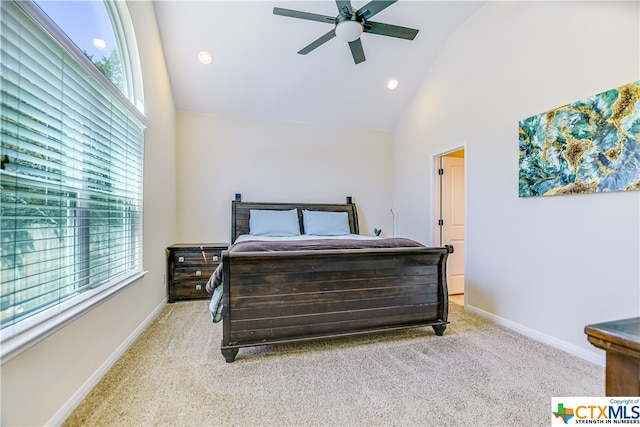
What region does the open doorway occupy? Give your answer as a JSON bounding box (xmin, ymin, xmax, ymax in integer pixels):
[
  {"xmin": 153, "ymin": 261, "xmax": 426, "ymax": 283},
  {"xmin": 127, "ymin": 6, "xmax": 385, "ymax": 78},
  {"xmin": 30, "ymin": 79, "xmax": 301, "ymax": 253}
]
[{"xmin": 434, "ymin": 148, "xmax": 465, "ymax": 305}]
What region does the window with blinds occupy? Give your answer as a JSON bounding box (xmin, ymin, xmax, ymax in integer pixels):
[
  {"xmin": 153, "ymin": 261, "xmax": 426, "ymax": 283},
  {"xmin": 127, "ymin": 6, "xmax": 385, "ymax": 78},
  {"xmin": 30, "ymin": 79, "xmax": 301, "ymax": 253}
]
[{"xmin": 0, "ymin": 0, "xmax": 145, "ymax": 341}]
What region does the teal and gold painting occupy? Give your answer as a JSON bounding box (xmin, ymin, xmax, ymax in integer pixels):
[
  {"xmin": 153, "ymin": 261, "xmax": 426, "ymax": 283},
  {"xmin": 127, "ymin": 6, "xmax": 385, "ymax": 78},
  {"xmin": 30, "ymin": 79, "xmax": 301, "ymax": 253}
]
[{"xmin": 519, "ymin": 80, "xmax": 640, "ymax": 197}]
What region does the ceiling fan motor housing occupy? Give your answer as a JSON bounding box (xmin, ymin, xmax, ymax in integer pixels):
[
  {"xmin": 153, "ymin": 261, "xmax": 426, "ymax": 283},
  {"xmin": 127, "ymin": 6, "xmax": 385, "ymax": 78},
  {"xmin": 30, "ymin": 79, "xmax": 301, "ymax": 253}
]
[{"xmin": 335, "ymin": 14, "xmax": 364, "ymax": 42}]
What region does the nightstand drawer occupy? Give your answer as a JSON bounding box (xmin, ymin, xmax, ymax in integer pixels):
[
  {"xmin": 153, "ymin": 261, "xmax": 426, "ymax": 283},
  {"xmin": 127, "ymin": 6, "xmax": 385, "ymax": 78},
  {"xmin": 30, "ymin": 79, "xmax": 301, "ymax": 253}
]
[
  {"xmin": 172, "ymin": 248, "xmax": 222, "ymax": 265},
  {"xmin": 172, "ymin": 279, "xmax": 211, "ymax": 299},
  {"xmin": 173, "ymin": 265, "xmax": 217, "ymax": 281}
]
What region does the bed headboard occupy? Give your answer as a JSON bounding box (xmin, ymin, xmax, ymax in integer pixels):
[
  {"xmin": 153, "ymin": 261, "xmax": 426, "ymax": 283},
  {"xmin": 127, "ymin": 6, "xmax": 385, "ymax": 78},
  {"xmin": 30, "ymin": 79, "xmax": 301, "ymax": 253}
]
[{"xmin": 230, "ymin": 201, "xmax": 359, "ymax": 243}]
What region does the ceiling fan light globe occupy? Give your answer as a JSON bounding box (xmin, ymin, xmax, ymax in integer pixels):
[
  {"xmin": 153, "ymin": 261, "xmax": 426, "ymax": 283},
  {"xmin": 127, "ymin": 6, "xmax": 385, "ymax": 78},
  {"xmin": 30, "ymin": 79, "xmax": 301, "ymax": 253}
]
[{"xmin": 335, "ymin": 20, "xmax": 363, "ymax": 42}]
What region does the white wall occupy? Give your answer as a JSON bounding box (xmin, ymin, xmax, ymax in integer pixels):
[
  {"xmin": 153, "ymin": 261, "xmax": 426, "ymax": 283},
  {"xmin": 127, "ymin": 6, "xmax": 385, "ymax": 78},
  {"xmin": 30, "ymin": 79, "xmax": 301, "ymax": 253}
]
[
  {"xmin": 0, "ymin": 2, "xmax": 177, "ymax": 425},
  {"xmin": 176, "ymin": 112, "xmax": 395, "ymax": 243},
  {"xmin": 394, "ymin": 1, "xmax": 640, "ymax": 362}
]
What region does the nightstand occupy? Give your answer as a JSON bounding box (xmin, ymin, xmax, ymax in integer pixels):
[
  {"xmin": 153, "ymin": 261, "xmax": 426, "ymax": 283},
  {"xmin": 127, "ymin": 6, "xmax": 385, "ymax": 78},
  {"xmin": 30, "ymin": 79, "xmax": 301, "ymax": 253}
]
[{"xmin": 166, "ymin": 243, "xmax": 228, "ymax": 303}]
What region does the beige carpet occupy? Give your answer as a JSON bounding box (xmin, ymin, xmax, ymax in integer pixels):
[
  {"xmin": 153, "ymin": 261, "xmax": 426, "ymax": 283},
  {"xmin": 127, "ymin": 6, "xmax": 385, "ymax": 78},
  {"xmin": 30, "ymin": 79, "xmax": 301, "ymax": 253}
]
[{"xmin": 63, "ymin": 300, "xmax": 603, "ymax": 427}]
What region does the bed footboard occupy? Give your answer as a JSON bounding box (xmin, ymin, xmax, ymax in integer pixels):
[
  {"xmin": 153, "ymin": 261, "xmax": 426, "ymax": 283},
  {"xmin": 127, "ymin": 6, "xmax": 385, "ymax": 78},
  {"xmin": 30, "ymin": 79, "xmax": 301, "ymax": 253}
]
[{"xmin": 220, "ymin": 245, "xmax": 453, "ymax": 362}]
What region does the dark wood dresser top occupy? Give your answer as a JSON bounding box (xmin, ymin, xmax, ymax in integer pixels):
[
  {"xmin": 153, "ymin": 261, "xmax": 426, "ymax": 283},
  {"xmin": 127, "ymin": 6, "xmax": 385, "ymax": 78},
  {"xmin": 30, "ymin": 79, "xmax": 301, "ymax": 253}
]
[{"xmin": 585, "ymin": 317, "xmax": 640, "ymax": 353}]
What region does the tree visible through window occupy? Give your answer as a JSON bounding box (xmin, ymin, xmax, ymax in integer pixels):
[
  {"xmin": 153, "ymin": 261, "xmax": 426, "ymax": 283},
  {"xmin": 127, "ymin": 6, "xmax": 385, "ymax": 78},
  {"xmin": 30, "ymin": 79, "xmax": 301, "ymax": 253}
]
[{"xmin": 85, "ymin": 49, "xmax": 123, "ymax": 91}]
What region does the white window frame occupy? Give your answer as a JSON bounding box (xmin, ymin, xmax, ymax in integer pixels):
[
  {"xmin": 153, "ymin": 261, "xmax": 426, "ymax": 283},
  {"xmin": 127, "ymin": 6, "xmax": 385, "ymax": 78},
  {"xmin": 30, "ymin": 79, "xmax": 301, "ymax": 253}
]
[{"xmin": 0, "ymin": 0, "xmax": 147, "ymax": 364}]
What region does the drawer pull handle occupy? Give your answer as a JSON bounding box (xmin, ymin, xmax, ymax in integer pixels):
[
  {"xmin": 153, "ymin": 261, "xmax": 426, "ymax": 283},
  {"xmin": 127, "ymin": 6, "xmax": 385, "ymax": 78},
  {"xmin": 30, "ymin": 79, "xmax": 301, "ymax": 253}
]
[
  {"xmin": 178, "ymin": 256, "xmax": 184, "ymax": 263},
  {"xmin": 212, "ymin": 255, "xmax": 219, "ymax": 262},
  {"xmin": 196, "ymin": 284, "xmax": 202, "ymax": 290},
  {"xmin": 196, "ymin": 270, "xmax": 202, "ymax": 276}
]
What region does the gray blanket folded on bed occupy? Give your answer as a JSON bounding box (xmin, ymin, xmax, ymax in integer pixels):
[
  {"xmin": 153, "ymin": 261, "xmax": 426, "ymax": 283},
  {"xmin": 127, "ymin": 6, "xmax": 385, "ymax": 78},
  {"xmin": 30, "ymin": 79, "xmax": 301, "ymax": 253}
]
[
  {"xmin": 205, "ymin": 237, "xmax": 425, "ymax": 321},
  {"xmin": 206, "ymin": 261, "xmax": 224, "ymax": 294},
  {"xmin": 226, "ymin": 237, "xmax": 423, "ymax": 253}
]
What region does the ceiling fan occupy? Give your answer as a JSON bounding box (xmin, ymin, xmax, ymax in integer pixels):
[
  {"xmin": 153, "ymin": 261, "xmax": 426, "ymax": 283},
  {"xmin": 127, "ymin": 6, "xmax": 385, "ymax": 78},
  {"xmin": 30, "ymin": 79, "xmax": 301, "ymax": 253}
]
[{"xmin": 273, "ymin": 1, "xmax": 419, "ymax": 65}]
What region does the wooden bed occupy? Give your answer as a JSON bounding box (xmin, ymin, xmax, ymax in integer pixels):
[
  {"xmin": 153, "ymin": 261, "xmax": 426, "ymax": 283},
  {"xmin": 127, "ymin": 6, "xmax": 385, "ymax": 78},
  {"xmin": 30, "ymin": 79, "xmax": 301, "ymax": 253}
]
[{"xmin": 220, "ymin": 201, "xmax": 453, "ymax": 362}]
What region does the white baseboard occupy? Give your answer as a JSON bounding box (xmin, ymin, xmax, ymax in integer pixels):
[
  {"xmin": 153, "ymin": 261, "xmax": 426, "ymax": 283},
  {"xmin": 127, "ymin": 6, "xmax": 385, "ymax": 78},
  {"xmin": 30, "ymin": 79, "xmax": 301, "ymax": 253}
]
[
  {"xmin": 47, "ymin": 298, "xmax": 167, "ymax": 427},
  {"xmin": 464, "ymin": 304, "xmax": 606, "ymax": 367}
]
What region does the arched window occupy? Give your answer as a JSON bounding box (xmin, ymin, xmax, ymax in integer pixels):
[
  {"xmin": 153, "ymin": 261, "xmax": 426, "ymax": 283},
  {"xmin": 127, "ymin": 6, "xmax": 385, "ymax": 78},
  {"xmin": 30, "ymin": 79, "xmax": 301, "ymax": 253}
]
[
  {"xmin": 32, "ymin": 0, "xmax": 144, "ymax": 111},
  {"xmin": 0, "ymin": 0, "xmax": 146, "ymax": 362}
]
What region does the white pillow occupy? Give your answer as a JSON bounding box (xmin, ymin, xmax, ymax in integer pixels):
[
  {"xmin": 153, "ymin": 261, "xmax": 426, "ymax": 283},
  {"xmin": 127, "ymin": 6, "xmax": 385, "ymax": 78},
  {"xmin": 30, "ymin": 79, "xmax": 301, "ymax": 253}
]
[
  {"xmin": 249, "ymin": 209, "xmax": 301, "ymax": 237},
  {"xmin": 302, "ymin": 210, "xmax": 351, "ymax": 236}
]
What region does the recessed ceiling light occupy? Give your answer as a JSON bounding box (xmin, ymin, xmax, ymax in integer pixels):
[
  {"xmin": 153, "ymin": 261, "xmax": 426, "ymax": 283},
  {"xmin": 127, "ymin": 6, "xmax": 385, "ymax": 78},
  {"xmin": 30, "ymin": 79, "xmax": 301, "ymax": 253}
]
[
  {"xmin": 387, "ymin": 79, "xmax": 399, "ymax": 90},
  {"xmin": 92, "ymin": 38, "xmax": 106, "ymax": 50},
  {"xmin": 198, "ymin": 51, "xmax": 213, "ymax": 65}
]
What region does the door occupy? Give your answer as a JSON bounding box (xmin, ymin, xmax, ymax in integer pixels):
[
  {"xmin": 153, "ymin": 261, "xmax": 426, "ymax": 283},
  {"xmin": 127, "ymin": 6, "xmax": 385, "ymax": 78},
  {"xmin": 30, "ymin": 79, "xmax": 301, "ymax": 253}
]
[{"xmin": 439, "ymin": 154, "xmax": 465, "ymax": 295}]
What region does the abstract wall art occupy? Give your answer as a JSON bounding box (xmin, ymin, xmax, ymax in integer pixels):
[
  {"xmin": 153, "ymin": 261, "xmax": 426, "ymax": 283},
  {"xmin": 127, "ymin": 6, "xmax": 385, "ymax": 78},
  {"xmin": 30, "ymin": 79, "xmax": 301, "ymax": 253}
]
[{"xmin": 519, "ymin": 80, "xmax": 640, "ymax": 197}]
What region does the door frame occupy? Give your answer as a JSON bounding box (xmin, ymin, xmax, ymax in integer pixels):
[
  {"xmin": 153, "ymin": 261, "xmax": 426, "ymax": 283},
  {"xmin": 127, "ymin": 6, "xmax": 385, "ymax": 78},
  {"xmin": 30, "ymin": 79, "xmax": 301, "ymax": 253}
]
[{"xmin": 433, "ymin": 143, "xmax": 468, "ymax": 297}]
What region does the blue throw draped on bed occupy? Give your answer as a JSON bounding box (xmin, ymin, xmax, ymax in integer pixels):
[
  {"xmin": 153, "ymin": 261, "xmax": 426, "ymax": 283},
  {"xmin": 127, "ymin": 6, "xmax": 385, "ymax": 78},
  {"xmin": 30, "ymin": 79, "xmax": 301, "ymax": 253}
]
[{"xmin": 209, "ymin": 284, "xmax": 223, "ymax": 323}]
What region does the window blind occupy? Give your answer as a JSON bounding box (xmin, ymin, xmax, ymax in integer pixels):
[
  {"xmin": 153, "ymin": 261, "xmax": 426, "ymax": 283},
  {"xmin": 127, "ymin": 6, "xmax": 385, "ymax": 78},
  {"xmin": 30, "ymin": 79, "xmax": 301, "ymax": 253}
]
[{"xmin": 0, "ymin": 0, "xmax": 145, "ymax": 333}]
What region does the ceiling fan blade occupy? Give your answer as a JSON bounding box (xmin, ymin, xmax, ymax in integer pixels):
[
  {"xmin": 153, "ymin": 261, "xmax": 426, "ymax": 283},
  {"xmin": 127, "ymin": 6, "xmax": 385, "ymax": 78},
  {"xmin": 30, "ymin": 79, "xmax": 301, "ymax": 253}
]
[
  {"xmin": 273, "ymin": 7, "xmax": 335, "ymax": 24},
  {"xmin": 335, "ymin": 1, "xmax": 353, "ymax": 15},
  {"xmin": 356, "ymin": 1, "xmax": 396, "ymax": 20},
  {"xmin": 348, "ymin": 38, "xmax": 366, "ymax": 64},
  {"xmin": 298, "ymin": 29, "xmax": 336, "ymax": 55},
  {"xmin": 364, "ymin": 21, "xmax": 418, "ymax": 40}
]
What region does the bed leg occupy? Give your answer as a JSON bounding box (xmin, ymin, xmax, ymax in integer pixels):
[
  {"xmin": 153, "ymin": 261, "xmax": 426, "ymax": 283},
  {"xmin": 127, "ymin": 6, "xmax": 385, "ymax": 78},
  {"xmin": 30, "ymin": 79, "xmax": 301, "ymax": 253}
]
[
  {"xmin": 221, "ymin": 347, "xmax": 238, "ymax": 363},
  {"xmin": 433, "ymin": 324, "xmax": 446, "ymax": 336}
]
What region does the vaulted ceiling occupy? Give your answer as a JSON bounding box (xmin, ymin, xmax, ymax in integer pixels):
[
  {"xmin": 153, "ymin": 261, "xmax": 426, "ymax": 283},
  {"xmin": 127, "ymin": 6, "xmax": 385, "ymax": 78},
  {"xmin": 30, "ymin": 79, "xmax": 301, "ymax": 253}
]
[{"xmin": 154, "ymin": 1, "xmax": 483, "ymax": 131}]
